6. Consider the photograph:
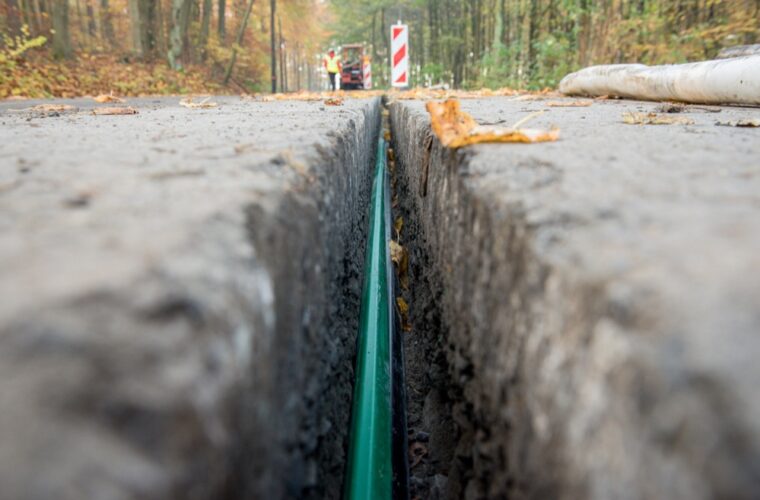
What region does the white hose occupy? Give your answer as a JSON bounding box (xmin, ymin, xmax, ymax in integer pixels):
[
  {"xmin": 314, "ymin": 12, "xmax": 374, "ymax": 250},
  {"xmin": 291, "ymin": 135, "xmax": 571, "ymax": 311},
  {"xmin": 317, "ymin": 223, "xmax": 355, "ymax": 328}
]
[{"xmin": 559, "ymin": 56, "xmax": 760, "ymax": 105}]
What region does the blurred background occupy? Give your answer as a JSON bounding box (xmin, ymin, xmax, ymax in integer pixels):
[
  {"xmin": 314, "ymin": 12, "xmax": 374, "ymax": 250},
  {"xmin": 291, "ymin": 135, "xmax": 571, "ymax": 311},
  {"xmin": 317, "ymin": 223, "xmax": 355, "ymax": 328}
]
[{"xmin": 1, "ymin": 1, "xmax": 758, "ymax": 97}]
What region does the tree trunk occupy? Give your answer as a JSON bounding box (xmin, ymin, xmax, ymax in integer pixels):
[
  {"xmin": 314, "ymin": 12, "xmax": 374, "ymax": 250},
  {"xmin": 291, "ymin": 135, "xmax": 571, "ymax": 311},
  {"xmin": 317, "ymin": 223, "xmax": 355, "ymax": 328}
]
[
  {"xmin": 167, "ymin": 0, "xmax": 186, "ymax": 69},
  {"xmin": 5, "ymin": 0, "xmax": 23, "ymax": 35},
  {"xmin": 85, "ymin": 0, "xmax": 96, "ymax": 36},
  {"xmin": 18, "ymin": 0, "xmax": 32, "ymax": 32},
  {"xmin": 128, "ymin": 0, "xmax": 143, "ymax": 55},
  {"xmin": 90, "ymin": 0, "xmax": 102, "ymax": 39},
  {"xmin": 74, "ymin": 0, "xmax": 87, "ymax": 44},
  {"xmin": 217, "ymin": 0, "xmax": 224, "ymax": 39},
  {"xmin": 278, "ymin": 15, "xmax": 285, "ymax": 92},
  {"xmin": 222, "ymin": 0, "xmax": 254, "ymax": 84},
  {"xmin": 269, "ymin": 0, "xmax": 276, "ymax": 91},
  {"xmin": 199, "ymin": 0, "xmax": 211, "ymax": 59},
  {"xmin": 51, "ymin": 0, "xmax": 72, "ymax": 59},
  {"xmin": 99, "ymin": 0, "xmax": 114, "ymax": 45},
  {"xmin": 179, "ymin": 0, "xmax": 191, "ymax": 60},
  {"xmin": 31, "ymin": 0, "xmax": 43, "ymax": 34},
  {"xmin": 154, "ymin": 0, "xmax": 165, "ymax": 55}
]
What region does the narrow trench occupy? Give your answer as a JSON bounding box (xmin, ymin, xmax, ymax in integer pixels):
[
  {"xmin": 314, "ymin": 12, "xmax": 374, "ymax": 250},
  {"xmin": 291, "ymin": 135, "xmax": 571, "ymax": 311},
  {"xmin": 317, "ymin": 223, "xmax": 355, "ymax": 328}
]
[
  {"xmin": 385, "ymin": 99, "xmax": 470, "ymax": 500},
  {"xmin": 241, "ymin": 97, "xmax": 482, "ymax": 499}
]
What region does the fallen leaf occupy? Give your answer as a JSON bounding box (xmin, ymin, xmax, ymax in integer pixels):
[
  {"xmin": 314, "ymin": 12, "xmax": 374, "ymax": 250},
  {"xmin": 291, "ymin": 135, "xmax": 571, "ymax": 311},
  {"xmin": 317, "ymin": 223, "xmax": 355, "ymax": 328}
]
[
  {"xmin": 622, "ymin": 112, "xmax": 694, "ymax": 125},
  {"xmin": 324, "ymin": 97, "xmax": 344, "ymax": 106},
  {"xmin": 546, "ymin": 100, "xmax": 593, "ymax": 107},
  {"xmin": 715, "ymin": 118, "xmax": 760, "ymax": 128},
  {"xmin": 426, "ymin": 99, "xmax": 559, "ymax": 148},
  {"xmin": 92, "ymin": 107, "xmax": 138, "ymax": 115},
  {"xmin": 394, "ymin": 216, "xmax": 403, "ymax": 240},
  {"xmin": 655, "ymin": 102, "xmax": 721, "ymax": 114},
  {"xmin": 93, "ymin": 93, "xmax": 124, "ymax": 103},
  {"xmin": 389, "ymin": 240, "xmax": 409, "ymax": 290},
  {"xmin": 179, "ymin": 96, "xmax": 218, "ymax": 109},
  {"xmin": 396, "ymin": 297, "xmax": 412, "ymax": 331}
]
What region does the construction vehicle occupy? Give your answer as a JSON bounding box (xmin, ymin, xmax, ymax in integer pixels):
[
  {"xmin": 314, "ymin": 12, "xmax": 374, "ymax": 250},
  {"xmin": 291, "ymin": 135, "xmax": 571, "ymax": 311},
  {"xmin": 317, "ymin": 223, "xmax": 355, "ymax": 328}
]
[{"xmin": 341, "ymin": 44, "xmax": 367, "ymax": 90}]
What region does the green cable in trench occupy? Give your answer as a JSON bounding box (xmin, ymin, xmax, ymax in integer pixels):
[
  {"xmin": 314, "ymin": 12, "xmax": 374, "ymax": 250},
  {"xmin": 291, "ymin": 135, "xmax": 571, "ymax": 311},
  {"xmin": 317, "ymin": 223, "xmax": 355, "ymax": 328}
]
[{"xmin": 344, "ymin": 137, "xmax": 394, "ymax": 500}]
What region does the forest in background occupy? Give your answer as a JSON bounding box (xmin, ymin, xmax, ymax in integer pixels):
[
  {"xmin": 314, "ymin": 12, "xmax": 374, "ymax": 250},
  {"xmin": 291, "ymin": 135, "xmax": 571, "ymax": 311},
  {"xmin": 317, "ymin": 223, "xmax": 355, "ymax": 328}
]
[
  {"xmin": 1, "ymin": 0, "xmax": 759, "ymax": 97},
  {"xmin": 331, "ymin": 0, "xmax": 760, "ymax": 89},
  {"xmin": 0, "ymin": 0, "xmax": 330, "ymax": 96}
]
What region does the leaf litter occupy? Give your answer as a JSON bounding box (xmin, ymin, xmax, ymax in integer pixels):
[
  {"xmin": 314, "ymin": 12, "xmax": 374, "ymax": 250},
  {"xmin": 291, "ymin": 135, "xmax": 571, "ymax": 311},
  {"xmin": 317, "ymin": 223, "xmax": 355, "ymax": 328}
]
[
  {"xmin": 426, "ymin": 98, "xmax": 559, "ymax": 148},
  {"xmin": 179, "ymin": 96, "xmax": 218, "ymax": 109},
  {"xmin": 622, "ymin": 112, "xmax": 694, "ymax": 125}
]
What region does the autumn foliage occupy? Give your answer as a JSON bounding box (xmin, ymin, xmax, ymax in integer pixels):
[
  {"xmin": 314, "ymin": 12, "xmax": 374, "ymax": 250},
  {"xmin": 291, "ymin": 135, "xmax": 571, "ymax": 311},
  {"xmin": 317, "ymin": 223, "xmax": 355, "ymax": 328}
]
[{"xmin": 0, "ymin": 0, "xmax": 330, "ymax": 98}]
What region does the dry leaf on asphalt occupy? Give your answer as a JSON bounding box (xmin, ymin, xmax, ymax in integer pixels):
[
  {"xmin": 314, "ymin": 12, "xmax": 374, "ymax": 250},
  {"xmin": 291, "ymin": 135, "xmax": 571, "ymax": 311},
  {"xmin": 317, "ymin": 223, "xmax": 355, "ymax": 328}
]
[
  {"xmin": 655, "ymin": 103, "xmax": 721, "ymax": 114},
  {"xmin": 324, "ymin": 97, "xmax": 344, "ymax": 106},
  {"xmin": 622, "ymin": 112, "xmax": 694, "ymax": 125},
  {"xmin": 92, "ymin": 107, "xmax": 138, "ymax": 115},
  {"xmin": 93, "ymin": 93, "xmax": 124, "ymax": 103},
  {"xmin": 715, "ymin": 118, "xmax": 760, "ymax": 128},
  {"xmin": 179, "ymin": 97, "xmax": 218, "ymax": 109},
  {"xmin": 546, "ymin": 100, "xmax": 593, "ymax": 107},
  {"xmin": 426, "ymin": 99, "xmax": 559, "ymax": 148}
]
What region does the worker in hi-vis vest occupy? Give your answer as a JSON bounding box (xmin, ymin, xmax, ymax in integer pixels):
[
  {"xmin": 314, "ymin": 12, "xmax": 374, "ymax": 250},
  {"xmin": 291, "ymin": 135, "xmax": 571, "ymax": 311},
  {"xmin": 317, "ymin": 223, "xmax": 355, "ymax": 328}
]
[{"xmin": 323, "ymin": 49, "xmax": 341, "ymax": 91}]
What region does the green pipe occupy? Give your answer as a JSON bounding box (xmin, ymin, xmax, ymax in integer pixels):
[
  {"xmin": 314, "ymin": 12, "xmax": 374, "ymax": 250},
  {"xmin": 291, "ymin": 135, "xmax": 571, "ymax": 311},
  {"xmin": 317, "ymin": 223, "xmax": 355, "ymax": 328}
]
[{"xmin": 344, "ymin": 138, "xmax": 393, "ymax": 500}]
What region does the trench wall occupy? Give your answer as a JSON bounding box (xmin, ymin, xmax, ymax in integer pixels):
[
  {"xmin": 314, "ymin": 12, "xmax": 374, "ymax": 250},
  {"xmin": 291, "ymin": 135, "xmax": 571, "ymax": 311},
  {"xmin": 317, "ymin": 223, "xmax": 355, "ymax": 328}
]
[
  {"xmin": 0, "ymin": 97, "xmax": 381, "ymax": 500},
  {"xmin": 390, "ymin": 99, "xmax": 760, "ymax": 500}
]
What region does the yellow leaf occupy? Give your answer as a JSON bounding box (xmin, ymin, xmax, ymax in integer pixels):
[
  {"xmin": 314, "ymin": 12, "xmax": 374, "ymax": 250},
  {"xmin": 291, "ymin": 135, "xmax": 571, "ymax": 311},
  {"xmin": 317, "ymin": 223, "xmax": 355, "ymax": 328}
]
[
  {"xmin": 394, "ymin": 216, "xmax": 403, "ymax": 239},
  {"xmin": 179, "ymin": 97, "xmax": 218, "ymax": 109},
  {"xmin": 426, "ymin": 99, "xmax": 559, "ymax": 148},
  {"xmin": 389, "ymin": 240, "xmax": 409, "ymax": 290},
  {"xmin": 622, "ymin": 112, "xmax": 694, "ymax": 125},
  {"xmin": 396, "ymin": 297, "xmax": 412, "ymax": 332},
  {"xmin": 324, "ymin": 97, "xmax": 344, "ymax": 106},
  {"xmin": 389, "ymin": 240, "xmax": 404, "ymax": 265}
]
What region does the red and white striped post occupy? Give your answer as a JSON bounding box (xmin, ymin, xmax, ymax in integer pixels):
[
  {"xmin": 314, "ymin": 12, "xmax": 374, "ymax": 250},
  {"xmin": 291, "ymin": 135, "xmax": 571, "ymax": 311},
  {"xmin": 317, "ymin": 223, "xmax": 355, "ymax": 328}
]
[
  {"xmin": 363, "ymin": 56, "xmax": 372, "ymax": 89},
  {"xmin": 390, "ymin": 23, "xmax": 409, "ymax": 88}
]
